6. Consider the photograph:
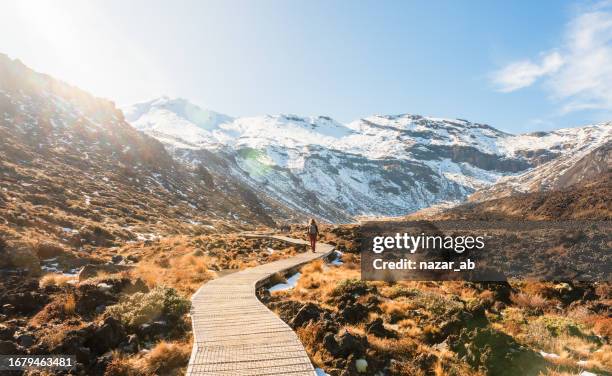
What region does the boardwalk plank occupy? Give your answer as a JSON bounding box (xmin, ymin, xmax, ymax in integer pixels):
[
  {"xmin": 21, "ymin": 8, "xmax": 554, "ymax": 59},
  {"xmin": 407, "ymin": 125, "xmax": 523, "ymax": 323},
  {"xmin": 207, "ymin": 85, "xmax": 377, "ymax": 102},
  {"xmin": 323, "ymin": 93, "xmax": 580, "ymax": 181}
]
[{"xmin": 186, "ymin": 234, "xmax": 333, "ymax": 376}]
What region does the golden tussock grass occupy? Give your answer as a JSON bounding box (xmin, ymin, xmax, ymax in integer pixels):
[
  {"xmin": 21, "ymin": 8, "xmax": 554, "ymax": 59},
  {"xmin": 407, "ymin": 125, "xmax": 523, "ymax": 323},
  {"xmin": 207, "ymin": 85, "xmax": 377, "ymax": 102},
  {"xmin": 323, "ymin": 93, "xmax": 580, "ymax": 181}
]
[
  {"xmin": 511, "ymin": 292, "xmax": 550, "ymax": 311},
  {"xmin": 141, "ymin": 340, "xmax": 192, "ymax": 375},
  {"xmin": 133, "ymin": 252, "xmax": 215, "ymax": 296},
  {"xmin": 39, "ymin": 273, "xmax": 76, "ymax": 288},
  {"xmin": 301, "ymin": 259, "xmax": 323, "ymax": 274},
  {"xmin": 63, "ymin": 294, "xmax": 76, "ymax": 315}
]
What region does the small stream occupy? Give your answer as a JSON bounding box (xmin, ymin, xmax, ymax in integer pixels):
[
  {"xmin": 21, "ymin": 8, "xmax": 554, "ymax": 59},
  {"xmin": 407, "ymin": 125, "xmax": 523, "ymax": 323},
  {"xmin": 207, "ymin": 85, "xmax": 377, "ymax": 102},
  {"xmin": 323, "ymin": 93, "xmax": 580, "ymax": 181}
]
[{"xmin": 267, "ymin": 250, "xmax": 343, "ymax": 292}]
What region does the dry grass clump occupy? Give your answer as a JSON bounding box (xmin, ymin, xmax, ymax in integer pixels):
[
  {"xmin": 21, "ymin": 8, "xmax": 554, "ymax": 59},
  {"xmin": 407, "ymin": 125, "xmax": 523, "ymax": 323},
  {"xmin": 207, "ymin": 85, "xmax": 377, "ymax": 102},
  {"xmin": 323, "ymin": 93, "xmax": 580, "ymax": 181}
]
[
  {"xmin": 142, "ymin": 340, "xmax": 192, "ymax": 375},
  {"xmin": 268, "ymin": 272, "xmax": 287, "ymax": 285},
  {"xmin": 593, "ymin": 316, "xmax": 612, "ymax": 339},
  {"xmin": 30, "ymin": 293, "xmax": 78, "ymax": 326},
  {"xmin": 63, "ymin": 293, "xmax": 76, "ymax": 315},
  {"xmin": 39, "ymin": 273, "xmax": 76, "ymax": 288},
  {"xmin": 103, "ymin": 341, "xmax": 192, "ymax": 376},
  {"xmin": 511, "ymin": 292, "xmax": 550, "ymax": 311},
  {"xmin": 301, "ymin": 259, "xmax": 324, "ymax": 274},
  {"xmin": 134, "ymin": 254, "xmax": 215, "ymax": 295}
]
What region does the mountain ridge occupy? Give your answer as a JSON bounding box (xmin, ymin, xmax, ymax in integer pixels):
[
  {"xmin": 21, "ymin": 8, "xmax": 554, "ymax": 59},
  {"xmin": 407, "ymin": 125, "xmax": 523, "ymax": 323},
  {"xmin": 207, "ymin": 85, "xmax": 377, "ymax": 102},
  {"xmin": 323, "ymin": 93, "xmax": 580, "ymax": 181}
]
[{"xmin": 124, "ymin": 96, "xmax": 611, "ymax": 221}]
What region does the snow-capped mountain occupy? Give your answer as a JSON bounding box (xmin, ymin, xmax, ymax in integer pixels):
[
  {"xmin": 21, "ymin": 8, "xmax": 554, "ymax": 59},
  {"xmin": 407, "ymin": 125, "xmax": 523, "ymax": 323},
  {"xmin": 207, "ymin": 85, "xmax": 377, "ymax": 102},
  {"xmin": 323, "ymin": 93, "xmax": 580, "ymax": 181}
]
[
  {"xmin": 471, "ymin": 128, "xmax": 611, "ymax": 201},
  {"xmin": 124, "ymin": 97, "xmax": 612, "ymax": 222}
]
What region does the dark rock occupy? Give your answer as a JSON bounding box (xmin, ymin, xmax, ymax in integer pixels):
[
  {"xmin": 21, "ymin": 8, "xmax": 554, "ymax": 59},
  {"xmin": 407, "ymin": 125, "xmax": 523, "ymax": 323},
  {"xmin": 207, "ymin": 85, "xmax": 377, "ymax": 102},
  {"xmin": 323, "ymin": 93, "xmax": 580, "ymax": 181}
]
[
  {"xmin": 50, "ymin": 326, "xmax": 95, "ymax": 365},
  {"xmin": 323, "ymin": 332, "xmax": 339, "ymax": 354},
  {"xmin": 269, "ymin": 301, "xmax": 305, "ymax": 323},
  {"xmin": 137, "ymin": 320, "xmax": 169, "ymax": 339},
  {"xmin": 0, "ymin": 324, "xmax": 16, "ymax": 340},
  {"xmin": 363, "ymin": 295, "xmax": 382, "ymax": 313},
  {"xmin": 290, "ymin": 303, "xmax": 322, "ymax": 328},
  {"xmin": 335, "ymin": 331, "xmax": 367, "ymax": 357},
  {"xmin": 85, "ymin": 316, "xmax": 126, "ymax": 354},
  {"xmin": 111, "ymin": 255, "xmax": 123, "ymax": 264},
  {"xmin": 90, "ymin": 353, "xmax": 113, "ymax": 376},
  {"xmin": 2, "ymin": 291, "xmax": 49, "ymax": 314},
  {"xmin": 258, "ymin": 288, "xmax": 271, "ymax": 303},
  {"xmin": 121, "ymin": 334, "xmax": 139, "ymax": 354},
  {"xmin": 15, "ymin": 332, "xmax": 35, "ymax": 347},
  {"xmin": 75, "ymin": 283, "xmax": 116, "ymax": 315},
  {"xmin": 77, "ymin": 264, "xmax": 130, "ymax": 282},
  {"xmin": 339, "ymin": 303, "xmax": 369, "ymax": 324},
  {"xmin": 78, "ymin": 265, "xmax": 99, "ymax": 281},
  {"xmin": 366, "ymin": 318, "xmax": 397, "ymax": 338},
  {"xmin": 0, "ymin": 340, "xmax": 19, "ymax": 354},
  {"xmin": 126, "ymin": 254, "xmax": 140, "ymax": 263}
]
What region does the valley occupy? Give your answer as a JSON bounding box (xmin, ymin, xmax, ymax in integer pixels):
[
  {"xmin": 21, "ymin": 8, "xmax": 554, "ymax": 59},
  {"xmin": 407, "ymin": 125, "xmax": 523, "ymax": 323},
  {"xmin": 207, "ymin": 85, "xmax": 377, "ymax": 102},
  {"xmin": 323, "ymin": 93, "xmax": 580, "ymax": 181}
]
[{"xmin": 0, "ymin": 53, "xmax": 610, "ymax": 376}]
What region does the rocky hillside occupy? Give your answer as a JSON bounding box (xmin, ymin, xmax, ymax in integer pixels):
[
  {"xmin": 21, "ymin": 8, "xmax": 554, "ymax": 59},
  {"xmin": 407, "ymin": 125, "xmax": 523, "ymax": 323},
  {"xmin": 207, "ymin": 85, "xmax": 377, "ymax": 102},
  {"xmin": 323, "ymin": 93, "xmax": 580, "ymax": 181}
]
[
  {"xmin": 433, "ymin": 172, "xmax": 611, "ymax": 221},
  {"xmin": 470, "ymin": 132, "xmax": 611, "ymax": 202},
  {"xmin": 0, "ymin": 54, "xmax": 301, "ymax": 251},
  {"xmin": 124, "ymin": 97, "xmax": 611, "ymax": 222}
]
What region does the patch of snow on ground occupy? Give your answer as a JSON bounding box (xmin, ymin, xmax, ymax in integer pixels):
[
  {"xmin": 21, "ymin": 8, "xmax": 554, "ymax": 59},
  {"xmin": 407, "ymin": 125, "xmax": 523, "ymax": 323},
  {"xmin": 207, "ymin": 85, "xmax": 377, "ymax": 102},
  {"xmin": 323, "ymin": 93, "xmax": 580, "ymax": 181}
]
[{"xmin": 269, "ymin": 272, "xmax": 301, "ymax": 292}]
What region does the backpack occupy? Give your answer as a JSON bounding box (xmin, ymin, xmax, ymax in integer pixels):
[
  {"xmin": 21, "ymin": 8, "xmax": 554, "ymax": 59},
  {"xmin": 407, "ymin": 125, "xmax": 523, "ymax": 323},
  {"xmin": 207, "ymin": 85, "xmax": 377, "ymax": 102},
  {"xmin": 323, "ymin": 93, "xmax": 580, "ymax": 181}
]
[{"xmin": 308, "ymin": 224, "xmax": 318, "ymax": 235}]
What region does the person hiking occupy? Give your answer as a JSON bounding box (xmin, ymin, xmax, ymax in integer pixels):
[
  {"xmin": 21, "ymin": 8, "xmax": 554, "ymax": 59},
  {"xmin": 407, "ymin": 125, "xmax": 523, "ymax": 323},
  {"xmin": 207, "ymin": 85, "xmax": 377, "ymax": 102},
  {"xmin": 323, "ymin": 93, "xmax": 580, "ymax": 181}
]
[{"xmin": 307, "ymin": 218, "xmax": 319, "ymax": 253}]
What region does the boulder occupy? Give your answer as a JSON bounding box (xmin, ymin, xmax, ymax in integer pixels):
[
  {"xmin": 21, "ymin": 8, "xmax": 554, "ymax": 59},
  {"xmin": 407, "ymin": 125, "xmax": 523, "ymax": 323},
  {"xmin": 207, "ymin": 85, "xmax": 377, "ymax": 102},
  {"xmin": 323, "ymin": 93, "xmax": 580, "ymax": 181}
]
[
  {"xmin": 76, "ymin": 284, "xmax": 116, "ymax": 315},
  {"xmin": 365, "ymin": 318, "xmax": 397, "ymax": 338},
  {"xmin": 339, "ymin": 303, "xmax": 369, "ymax": 324},
  {"xmin": 0, "ymin": 324, "xmax": 16, "ymax": 340},
  {"xmin": 323, "ymin": 332, "xmax": 339, "ymax": 354},
  {"xmin": 85, "ymin": 317, "xmax": 126, "ymax": 354},
  {"xmin": 15, "ymin": 332, "xmax": 35, "ymax": 347},
  {"xmin": 290, "ymin": 303, "xmax": 322, "ymax": 328},
  {"xmin": 49, "ymin": 329, "xmax": 93, "ymax": 365},
  {"xmin": 121, "ymin": 334, "xmax": 139, "ymax": 354},
  {"xmin": 1, "ymin": 304, "xmax": 15, "ymax": 315},
  {"xmin": 78, "ymin": 265, "xmax": 99, "ymax": 281},
  {"xmin": 137, "ymin": 320, "xmax": 170, "ymax": 339},
  {"xmin": 335, "ymin": 331, "xmax": 367, "ymax": 357},
  {"xmin": 0, "ymin": 340, "xmax": 20, "ymax": 354},
  {"xmin": 34, "ymin": 242, "xmax": 65, "ymax": 259},
  {"xmin": 3, "ymin": 291, "xmax": 48, "ymax": 314},
  {"xmin": 269, "ymin": 301, "xmax": 305, "ymax": 323}
]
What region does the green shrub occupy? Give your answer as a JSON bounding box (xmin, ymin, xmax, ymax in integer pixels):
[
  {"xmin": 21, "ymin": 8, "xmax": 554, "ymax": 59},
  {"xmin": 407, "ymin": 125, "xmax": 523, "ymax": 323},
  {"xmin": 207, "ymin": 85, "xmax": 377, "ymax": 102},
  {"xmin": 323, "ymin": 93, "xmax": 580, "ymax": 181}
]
[
  {"xmin": 412, "ymin": 291, "xmax": 463, "ymax": 316},
  {"xmin": 536, "ymin": 315, "xmax": 583, "ymax": 337},
  {"xmin": 386, "ymin": 285, "xmax": 421, "ymax": 299},
  {"xmin": 331, "ymin": 279, "xmax": 370, "ymax": 297},
  {"xmin": 106, "ymin": 286, "xmax": 190, "ymax": 329}
]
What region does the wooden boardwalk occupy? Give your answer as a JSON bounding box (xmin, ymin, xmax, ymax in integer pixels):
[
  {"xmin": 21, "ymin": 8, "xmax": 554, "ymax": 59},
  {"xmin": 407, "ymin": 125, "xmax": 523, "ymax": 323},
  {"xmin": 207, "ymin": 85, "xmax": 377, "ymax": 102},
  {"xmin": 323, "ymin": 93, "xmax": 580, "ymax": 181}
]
[{"xmin": 186, "ymin": 234, "xmax": 334, "ymax": 376}]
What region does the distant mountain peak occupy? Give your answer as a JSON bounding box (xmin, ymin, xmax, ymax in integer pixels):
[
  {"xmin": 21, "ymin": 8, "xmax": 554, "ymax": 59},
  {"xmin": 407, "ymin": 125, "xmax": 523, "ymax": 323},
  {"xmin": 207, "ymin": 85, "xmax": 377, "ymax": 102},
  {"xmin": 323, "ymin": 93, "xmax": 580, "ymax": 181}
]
[{"xmin": 121, "ymin": 97, "xmax": 234, "ymax": 147}]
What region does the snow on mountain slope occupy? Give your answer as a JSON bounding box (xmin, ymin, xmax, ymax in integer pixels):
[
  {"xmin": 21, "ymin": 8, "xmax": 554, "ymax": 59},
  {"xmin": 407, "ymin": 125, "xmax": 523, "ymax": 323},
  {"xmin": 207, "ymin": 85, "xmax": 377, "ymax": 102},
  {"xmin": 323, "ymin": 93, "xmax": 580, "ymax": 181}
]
[
  {"xmin": 471, "ymin": 125, "xmax": 611, "ymax": 201},
  {"xmin": 123, "ymin": 97, "xmax": 233, "ymax": 148},
  {"xmin": 124, "ymin": 97, "xmax": 611, "ymax": 222}
]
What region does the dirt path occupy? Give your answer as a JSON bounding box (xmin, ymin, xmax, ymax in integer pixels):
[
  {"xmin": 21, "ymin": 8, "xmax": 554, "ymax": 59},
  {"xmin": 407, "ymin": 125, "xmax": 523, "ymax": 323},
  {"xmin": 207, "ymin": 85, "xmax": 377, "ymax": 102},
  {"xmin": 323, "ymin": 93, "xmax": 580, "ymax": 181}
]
[{"xmin": 186, "ymin": 234, "xmax": 334, "ymax": 376}]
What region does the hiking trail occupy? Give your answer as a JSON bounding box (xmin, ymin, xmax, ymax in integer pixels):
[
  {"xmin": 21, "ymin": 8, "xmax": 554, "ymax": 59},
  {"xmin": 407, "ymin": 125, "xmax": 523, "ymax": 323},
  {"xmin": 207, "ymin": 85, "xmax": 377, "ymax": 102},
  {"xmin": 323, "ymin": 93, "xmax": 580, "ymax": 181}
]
[{"xmin": 186, "ymin": 234, "xmax": 334, "ymax": 375}]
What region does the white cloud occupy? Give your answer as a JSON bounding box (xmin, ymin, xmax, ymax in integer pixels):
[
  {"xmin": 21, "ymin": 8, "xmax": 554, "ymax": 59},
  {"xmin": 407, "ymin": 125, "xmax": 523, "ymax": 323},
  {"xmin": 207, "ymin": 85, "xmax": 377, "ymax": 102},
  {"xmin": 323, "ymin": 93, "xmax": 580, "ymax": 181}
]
[
  {"xmin": 492, "ymin": 52, "xmax": 563, "ymax": 92},
  {"xmin": 492, "ymin": 1, "xmax": 612, "ymax": 113}
]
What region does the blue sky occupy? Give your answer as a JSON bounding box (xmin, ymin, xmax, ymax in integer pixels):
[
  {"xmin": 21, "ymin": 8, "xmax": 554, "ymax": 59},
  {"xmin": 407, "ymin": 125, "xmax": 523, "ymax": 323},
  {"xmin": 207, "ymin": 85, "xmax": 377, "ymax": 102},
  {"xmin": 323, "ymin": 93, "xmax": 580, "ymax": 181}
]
[{"xmin": 1, "ymin": 0, "xmax": 611, "ymax": 133}]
